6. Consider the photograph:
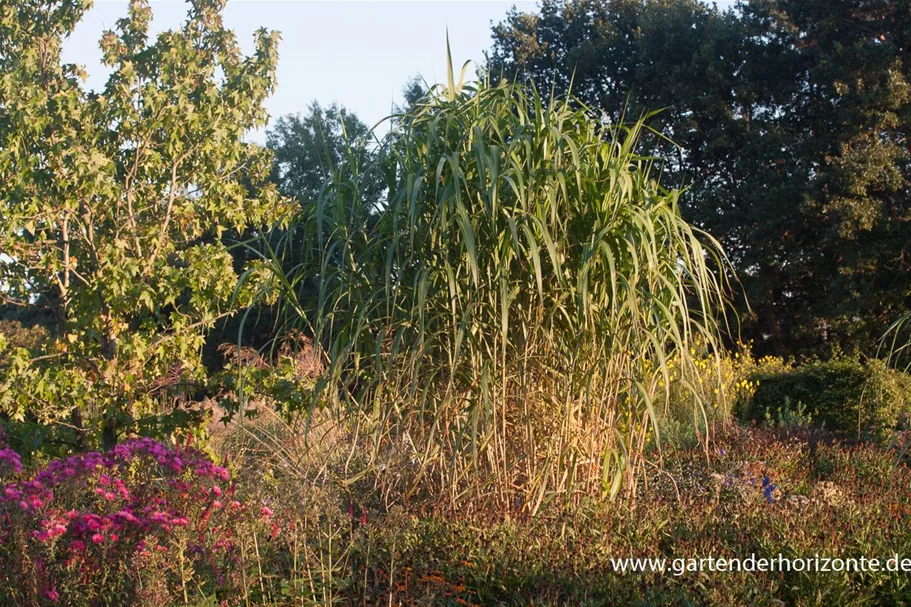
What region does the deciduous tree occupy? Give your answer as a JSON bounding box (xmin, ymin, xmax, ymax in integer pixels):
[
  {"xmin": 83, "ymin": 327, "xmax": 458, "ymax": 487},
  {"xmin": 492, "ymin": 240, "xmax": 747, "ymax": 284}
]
[{"xmin": 0, "ymin": 0, "xmax": 290, "ymax": 452}]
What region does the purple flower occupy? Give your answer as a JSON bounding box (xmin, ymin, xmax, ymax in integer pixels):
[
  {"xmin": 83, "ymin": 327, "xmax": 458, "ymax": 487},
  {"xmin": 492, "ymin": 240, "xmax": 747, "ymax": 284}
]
[
  {"xmin": 0, "ymin": 448, "xmax": 22, "ymax": 474},
  {"xmin": 761, "ymin": 476, "xmax": 776, "ymax": 503}
]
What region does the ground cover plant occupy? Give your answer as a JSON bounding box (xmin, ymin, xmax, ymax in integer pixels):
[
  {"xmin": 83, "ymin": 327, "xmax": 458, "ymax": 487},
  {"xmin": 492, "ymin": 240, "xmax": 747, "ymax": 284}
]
[{"xmin": 6, "ymin": 417, "xmax": 911, "ymax": 606}]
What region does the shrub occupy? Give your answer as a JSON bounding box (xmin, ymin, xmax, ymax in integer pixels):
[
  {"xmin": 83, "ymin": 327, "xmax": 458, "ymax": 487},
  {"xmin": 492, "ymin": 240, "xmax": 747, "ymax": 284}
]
[
  {"xmin": 654, "ymin": 342, "xmax": 760, "ymax": 447},
  {"xmin": 742, "ymin": 356, "xmax": 911, "ymax": 436},
  {"xmin": 0, "ymin": 438, "xmax": 276, "ymax": 606}
]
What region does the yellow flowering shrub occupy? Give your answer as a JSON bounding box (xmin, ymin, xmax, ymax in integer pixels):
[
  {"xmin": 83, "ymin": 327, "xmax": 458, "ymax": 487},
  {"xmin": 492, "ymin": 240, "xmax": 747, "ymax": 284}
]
[{"xmin": 644, "ymin": 342, "xmax": 789, "ymax": 446}]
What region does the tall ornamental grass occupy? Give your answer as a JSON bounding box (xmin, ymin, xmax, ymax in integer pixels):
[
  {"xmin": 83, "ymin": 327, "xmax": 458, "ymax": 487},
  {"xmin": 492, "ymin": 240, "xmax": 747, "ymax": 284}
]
[
  {"xmin": 271, "ymin": 71, "xmax": 735, "ymax": 511},
  {"xmin": 881, "ymin": 312, "xmax": 911, "ymax": 373}
]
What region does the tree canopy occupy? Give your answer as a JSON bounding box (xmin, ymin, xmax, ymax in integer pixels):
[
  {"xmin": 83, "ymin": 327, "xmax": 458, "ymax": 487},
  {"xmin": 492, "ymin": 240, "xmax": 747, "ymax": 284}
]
[
  {"xmin": 489, "ymin": 0, "xmax": 911, "ymax": 356},
  {"xmin": 267, "ymin": 101, "xmax": 378, "ymax": 207},
  {"xmin": 0, "ymin": 0, "xmax": 289, "ymax": 453}
]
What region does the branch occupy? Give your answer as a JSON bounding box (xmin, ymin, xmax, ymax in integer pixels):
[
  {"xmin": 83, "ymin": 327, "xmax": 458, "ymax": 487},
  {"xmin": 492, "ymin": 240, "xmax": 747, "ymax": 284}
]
[{"xmin": 143, "ymin": 309, "xmax": 236, "ymax": 364}]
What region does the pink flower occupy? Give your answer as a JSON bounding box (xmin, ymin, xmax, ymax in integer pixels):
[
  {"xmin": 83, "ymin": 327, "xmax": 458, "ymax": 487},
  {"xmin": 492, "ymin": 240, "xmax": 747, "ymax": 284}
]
[
  {"xmin": 260, "ymin": 506, "xmax": 273, "ymax": 518},
  {"xmin": 0, "ymin": 448, "xmax": 22, "ymax": 474},
  {"xmin": 91, "ymin": 533, "xmax": 104, "ymax": 544}
]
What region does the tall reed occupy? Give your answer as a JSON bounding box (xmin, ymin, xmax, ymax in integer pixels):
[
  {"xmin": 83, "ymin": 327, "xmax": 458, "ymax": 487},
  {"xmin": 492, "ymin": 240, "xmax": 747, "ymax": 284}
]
[
  {"xmin": 269, "ymin": 72, "xmax": 735, "ymax": 512},
  {"xmin": 881, "ymin": 312, "xmax": 911, "ymax": 372}
]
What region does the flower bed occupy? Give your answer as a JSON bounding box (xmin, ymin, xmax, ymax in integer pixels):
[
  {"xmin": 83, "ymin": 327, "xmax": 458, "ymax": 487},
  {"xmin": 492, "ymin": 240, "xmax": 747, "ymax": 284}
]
[{"xmin": 0, "ymin": 438, "xmax": 274, "ymax": 606}]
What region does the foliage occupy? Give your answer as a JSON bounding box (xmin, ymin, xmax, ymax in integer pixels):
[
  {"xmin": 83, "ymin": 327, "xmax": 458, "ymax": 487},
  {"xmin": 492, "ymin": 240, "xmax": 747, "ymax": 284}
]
[
  {"xmin": 369, "ymin": 426, "xmax": 911, "ymax": 606},
  {"xmin": 3, "ymin": 384, "xmax": 910, "ymax": 605},
  {"xmin": 0, "ymin": 320, "xmax": 49, "ymax": 354},
  {"xmin": 653, "ymin": 341, "xmax": 760, "ymax": 447},
  {"xmin": 742, "ymin": 356, "xmax": 911, "ymax": 437},
  {"xmin": 763, "ymin": 397, "xmax": 815, "ymax": 430},
  {"xmin": 218, "ymin": 422, "xmax": 911, "ymax": 605},
  {"xmin": 0, "ymin": 438, "xmax": 277, "ymax": 606},
  {"xmin": 267, "ymin": 101, "xmax": 380, "ymax": 208},
  {"xmin": 0, "ymin": 0, "xmax": 291, "ymax": 454},
  {"xmin": 215, "ymin": 333, "xmax": 322, "ymax": 420},
  {"xmin": 882, "ymin": 311, "xmax": 911, "ymax": 372},
  {"xmin": 488, "ymin": 0, "xmax": 911, "ymax": 356},
  {"xmin": 209, "ymin": 102, "xmax": 383, "ymax": 364},
  {"xmin": 274, "ymin": 69, "xmax": 734, "ymax": 511}
]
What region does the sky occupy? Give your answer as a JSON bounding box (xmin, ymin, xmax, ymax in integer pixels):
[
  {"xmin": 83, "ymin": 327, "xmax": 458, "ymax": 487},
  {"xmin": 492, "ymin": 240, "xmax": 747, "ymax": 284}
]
[{"xmin": 61, "ymin": 0, "xmax": 537, "ymax": 142}]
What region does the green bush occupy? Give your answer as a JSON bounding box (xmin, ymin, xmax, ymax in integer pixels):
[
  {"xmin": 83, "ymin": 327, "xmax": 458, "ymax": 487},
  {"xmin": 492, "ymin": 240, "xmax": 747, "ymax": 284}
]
[{"xmin": 743, "ymin": 357, "xmax": 911, "ymax": 436}]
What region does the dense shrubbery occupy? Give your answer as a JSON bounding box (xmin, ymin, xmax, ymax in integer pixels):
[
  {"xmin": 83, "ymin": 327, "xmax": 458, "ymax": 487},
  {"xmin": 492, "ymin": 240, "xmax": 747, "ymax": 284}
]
[{"xmin": 742, "ymin": 356, "xmax": 911, "ymax": 437}]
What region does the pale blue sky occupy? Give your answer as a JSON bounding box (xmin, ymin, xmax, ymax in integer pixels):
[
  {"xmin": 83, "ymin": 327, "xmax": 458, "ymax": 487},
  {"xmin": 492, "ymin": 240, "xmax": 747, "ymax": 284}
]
[{"xmin": 61, "ymin": 1, "xmax": 537, "ymax": 141}]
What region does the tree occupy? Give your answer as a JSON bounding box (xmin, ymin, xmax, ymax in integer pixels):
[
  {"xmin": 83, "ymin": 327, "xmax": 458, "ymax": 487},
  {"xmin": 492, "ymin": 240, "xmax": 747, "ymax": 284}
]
[
  {"xmin": 267, "ymin": 101, "xmax": 379, "ymax": 207},
  {"xmin": 0, "ymin": 0, "xmax": 289, "ymax": 453},
  {"xmin": 488, "ymin": 0, "xmax": 911, "ymax": 356}
]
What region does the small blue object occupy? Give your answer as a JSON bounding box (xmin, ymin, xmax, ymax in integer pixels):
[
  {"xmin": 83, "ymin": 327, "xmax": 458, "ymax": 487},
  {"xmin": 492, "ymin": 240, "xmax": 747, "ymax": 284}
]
[{"xmin": 761, "ymin": 476, "xmax": 776, "ymax": 503}]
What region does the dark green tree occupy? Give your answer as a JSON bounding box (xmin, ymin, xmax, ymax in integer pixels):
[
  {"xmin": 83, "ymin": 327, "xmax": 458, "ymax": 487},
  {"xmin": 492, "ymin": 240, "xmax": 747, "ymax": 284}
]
[
  {"xmin": 233, "ymin": 102, "xmax": 381, "ymax": 351},
  {"xmin": 267, "ymin": 101, "xmax": 380, "ymax": 208},
  {"xmin": 489, "ymin": 0, "xmax": 911, "ymax": 356}
]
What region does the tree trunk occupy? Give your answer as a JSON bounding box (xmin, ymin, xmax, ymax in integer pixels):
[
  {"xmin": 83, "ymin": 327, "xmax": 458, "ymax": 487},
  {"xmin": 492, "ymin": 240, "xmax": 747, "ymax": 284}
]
[{"xmin": 101, "ymin": 322, "xmax": 118, "ymax": 450}]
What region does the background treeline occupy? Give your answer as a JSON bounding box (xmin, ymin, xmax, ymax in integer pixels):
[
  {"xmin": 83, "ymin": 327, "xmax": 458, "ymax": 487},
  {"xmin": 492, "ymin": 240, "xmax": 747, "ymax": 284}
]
[
  {"xmin": 236, "ymin": 0, "xmax": 911, "ymax": 360},
  {"xmin": 484, "ymin": 0, "xmax": 911, "ymax": 357},
  {"xmin": 9, "ymin": 0, "xmax": 907, "ymax": 366}
]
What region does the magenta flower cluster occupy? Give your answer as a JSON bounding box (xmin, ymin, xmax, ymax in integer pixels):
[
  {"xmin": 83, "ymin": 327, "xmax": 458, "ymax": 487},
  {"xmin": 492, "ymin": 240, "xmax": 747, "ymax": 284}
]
[
  {"xmin": 0, "ymin": 438, "xmax": 271, "ymax": 603},
  {"xmin": 0, "ymin": 448, "xmax": 22, "ymax": 476}
]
